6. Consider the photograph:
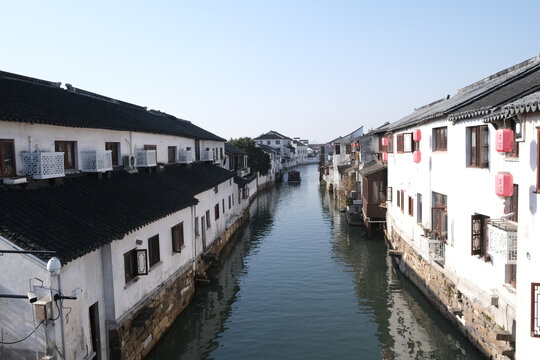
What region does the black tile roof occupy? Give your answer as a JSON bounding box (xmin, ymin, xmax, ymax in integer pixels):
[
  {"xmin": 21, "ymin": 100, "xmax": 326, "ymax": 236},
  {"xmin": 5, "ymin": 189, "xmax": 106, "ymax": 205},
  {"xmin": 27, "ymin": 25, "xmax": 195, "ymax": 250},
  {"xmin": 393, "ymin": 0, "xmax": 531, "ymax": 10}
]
[
  {"xmin": 0, "ymin": 71, "xmax": 226, "ymax": 142},
  {"xmin": 0, "ymin": 163, "xmax": 234, "ymax": 264},
  {"xmin": 254, "ymin": 130, "xmax": 291, "ymax": 140},
  {"xmin": 225, "ymin": 143, "xmax": 247, "ymax": 155}
]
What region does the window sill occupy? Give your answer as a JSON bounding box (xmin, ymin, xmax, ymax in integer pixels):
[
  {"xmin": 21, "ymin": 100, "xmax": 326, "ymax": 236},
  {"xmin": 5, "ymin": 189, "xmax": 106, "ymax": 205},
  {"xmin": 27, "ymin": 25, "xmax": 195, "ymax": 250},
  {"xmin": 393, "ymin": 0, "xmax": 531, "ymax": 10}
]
[
  {"xmin": 504, "ymin": 157, "xmax": 519, "ymax": 162},
  {"xmin": 124, "ymin": 277, "xmax": 139, "ymax": 289},
  {"xmin": 149, "ymin": 261, "xmax": 163, "ymax": 271}
]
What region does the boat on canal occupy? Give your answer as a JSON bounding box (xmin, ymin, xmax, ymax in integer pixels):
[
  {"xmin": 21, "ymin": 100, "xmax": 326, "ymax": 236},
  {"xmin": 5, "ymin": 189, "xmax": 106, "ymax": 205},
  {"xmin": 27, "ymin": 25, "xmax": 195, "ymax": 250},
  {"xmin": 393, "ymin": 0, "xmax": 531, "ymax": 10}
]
[
  {"xmin": 346, "ymin": 200, "xmax": 364, "ymax": 226},
  {"xmin": 287, "ymin": 170, "xmax": 301, "ymax": 183}
]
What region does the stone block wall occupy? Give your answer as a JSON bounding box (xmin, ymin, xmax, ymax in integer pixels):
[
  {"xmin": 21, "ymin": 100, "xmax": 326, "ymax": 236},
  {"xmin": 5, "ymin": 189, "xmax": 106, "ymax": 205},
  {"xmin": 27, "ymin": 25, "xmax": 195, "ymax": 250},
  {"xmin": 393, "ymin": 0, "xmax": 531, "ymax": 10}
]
[{"xmin": 389, "ymin": 229, "xmax": 515, "ymax": 360}]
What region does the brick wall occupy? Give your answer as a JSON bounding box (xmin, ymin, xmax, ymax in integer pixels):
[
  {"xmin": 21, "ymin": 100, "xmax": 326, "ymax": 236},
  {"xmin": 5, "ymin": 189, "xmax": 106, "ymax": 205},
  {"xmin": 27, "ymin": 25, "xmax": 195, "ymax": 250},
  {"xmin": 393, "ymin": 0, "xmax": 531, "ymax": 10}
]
[{"xmin": 389, "ymin": 229, "xmax": 515, "ymax": 360}]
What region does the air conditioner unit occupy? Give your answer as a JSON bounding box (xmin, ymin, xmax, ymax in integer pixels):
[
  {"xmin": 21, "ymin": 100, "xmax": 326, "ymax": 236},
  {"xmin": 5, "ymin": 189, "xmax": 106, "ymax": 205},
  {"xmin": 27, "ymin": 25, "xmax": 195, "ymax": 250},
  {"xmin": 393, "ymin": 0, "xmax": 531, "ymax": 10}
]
[{"xmin": 123, "ymin": 155, "xmax": 137, "ymax": 172}]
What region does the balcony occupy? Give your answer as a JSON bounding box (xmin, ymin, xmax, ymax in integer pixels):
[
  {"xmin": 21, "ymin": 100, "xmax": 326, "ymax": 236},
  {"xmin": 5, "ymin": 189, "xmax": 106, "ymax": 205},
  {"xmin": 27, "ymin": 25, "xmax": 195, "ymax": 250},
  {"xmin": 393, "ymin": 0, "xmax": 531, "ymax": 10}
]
[
  {"xmin": 237, "ymin": 167, "xmax": 251, "ymax": 178},
  {"xmin": 200, "ymin": 150, "xmax": 214, "ymax": 162},
  {"xmin": 178, "ymin": 150, "xmax": 194, "ymax": 164},
  {"xmin": 81, "ymin": 151, "xmax": 113, "ymax": 173},
  {"xmin": 488, "ymin": 220, "xmax": 517, "ymax": 264},
  {"xmin": 135, "ymin": 150, "xmax": 157, "ymax": 167},
  {"xmin": 21, "ymin": 152, "xmax": 65, "ymax": 179}
]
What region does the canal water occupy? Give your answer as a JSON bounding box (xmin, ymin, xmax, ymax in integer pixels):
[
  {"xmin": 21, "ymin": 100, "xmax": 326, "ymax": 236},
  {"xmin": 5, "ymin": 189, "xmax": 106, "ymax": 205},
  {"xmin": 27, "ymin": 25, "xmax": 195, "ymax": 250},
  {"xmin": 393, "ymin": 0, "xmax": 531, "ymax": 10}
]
[{"xmin": 147, "ymin": 164, "xmax": 482, "ymax": 360}]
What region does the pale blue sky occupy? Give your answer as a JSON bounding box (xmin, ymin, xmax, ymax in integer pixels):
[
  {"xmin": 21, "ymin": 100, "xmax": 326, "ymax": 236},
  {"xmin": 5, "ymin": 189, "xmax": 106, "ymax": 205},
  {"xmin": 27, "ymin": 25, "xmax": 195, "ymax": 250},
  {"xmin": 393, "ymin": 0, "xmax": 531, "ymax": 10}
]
[{"xmin": 2, "ymin": 1, "xmax": 539, "ymax": 143}]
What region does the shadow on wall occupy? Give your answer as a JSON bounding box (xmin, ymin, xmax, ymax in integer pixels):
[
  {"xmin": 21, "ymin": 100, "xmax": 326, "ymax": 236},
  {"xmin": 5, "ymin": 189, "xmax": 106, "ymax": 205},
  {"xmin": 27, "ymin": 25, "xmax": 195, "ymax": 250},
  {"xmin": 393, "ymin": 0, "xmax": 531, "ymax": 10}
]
[
  {"xmin": 530, "ymin": 185, "xmax": 537, "ymax": 215},
  {"xmin": 531, "ymin": 139, "xmax": 538, "ymax": 215},
  {"xmin": 530, "ymin": 139, "xmax": 537, "ymax": 171}
]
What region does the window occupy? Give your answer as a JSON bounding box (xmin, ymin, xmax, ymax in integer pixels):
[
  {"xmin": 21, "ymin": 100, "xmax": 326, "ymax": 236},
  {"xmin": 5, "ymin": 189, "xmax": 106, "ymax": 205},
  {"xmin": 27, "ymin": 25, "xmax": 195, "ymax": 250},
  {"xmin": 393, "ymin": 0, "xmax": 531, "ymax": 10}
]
[
  {"xmin": 400, "ymin": 191, "xmax": 404, "ymax": 212},
  {"xmin": 222, "ymin": 199, "xmax": 225, "ymax": 213},
  {"xmin": 55, "ymin": 141, "xmax": 76, "ymax": 169},
  {"xmin": 408, "ymin": 196, "xmax": 413, "ymax": 216},
  {"xmin": 346, "ymin": 144, "xmax": 351, "ymax": 154},
  {"xmin": 397, "ymin": 134, "xmax": 404, "ymax": 153},
  {"xmin": 403, "ymin": 133, "xmax": 413, "ymax": 152},
  {"xmin": 397, "ymin": 190, "xmax": 401, "ymax": 208},
  {"xmin": 232, "ymin": 193, "xmax": 234, "ymax": 206},
  {"xmin": 267, "ymin": 140, "xmax": 271, "ymax": 145},
  {"xmin": 387, "ymin": 135, "xmax": 394, "ymax": 153},
  {"xmin": 372, "ymin": 180, "xmax": 385, "ymax": 204},
  {"xmin": 505, "ymin": 184, "xmax": 519, "ymax": 222},
  {"xmin": 186, "ymin": 147, "xmax": 192, "ymax": 151},
  {"xmin": 433, "ymin": 127, "xmax": 447, "ymax": 151},
  {"xmin": 471, "ymin": 214, "xmax": 489, "ymax": 261},
  {"xmin": 417, "ymin": 193, "xmax": 422, "ymax": 224},
  {"xmin": 378, "ymin": 137, "xmax": 386, "ymax": 153},
  {"xmin": 432, "ymin": 192, "xmax": 447, "ymax": 239},
  {"xmin": 220, "ymin": 147, "xmax": 223, "ymax": 160},
  {"xmin": 123, "ymin": 248, "xmax": 147, "ymax": 284},
  {"xmin": 105, "ymin": 142, "xmax": 120, "ymax": 166},
  {"xmin": 335, "ymin": 145, "xmax": 341, "ymax": 155},
  {"xmin": 508, "ymin": 120, "xmax": 519, "ymax": 157},
  {"xmin": 508, "ymin": 264, "xmax": 516, "ymax": 288},
  {"xmin": 148, "ymin": 235, "xmax": 160, "ymax": 267},
  {"xmin": 195, "ymin": 217, "xmax": 200, "ymax": 236},
  {"xmin": 531, "ymin": 283, "xmax": 540, "ymax": 337},
  {"xmin": 206, "ymin": 210, "xmax": 211, "ymax": 228},
  {"xmin": 215, "ymin": 204, "xmax": 220, "ymax": 220},
  {"xmin": 144, "ymin": 145, "xmax": 157, "ymax": 150},
  {"xmin": 386, "ymin": 187, "xmax": 392, "ymax": 202},
  {"xmin": 0, "ymin": 139, "xmax": 16, "ymax": 177},
  {"xmin": 468, "ymin": 126, "xmax": 489, "ymax": 168},
  {"xmin": 168, "ymin": 146, "xmax": 177, "ymax": 163},
  {"xmin": 172, "ymin": 223, "xmax": 184, "ymax": 253},
  {"xmin": 276, "ymin": 140, "xmax": 280, "ymax": 144},
  {"xmin": 228, "ymin": 195, "xmax": 231, "ymax": 209}
]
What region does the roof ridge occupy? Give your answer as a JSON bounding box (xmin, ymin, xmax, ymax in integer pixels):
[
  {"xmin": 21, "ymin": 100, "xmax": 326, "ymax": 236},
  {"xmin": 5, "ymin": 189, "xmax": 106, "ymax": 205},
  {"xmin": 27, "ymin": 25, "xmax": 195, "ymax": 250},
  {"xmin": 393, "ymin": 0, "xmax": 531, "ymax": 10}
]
[
  {"xmin": 0, "ymin": 70, "xmax": 62, "ymax": 88},
  {"xmin": 65, "ymin": 84, "xmax": 148, "ymax": 111}
]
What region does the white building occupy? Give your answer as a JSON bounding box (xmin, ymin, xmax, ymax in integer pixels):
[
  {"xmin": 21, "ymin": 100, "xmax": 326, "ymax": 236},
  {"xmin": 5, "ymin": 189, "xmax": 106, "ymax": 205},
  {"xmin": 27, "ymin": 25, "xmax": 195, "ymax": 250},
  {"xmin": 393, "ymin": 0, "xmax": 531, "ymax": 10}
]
[
  {"xmin": 383, "ymin": 55, "xmax": 540, "ymax": 359},
  {"xmin": 0, "ymin": 70, "xmax": 250, "ymax": 359}
]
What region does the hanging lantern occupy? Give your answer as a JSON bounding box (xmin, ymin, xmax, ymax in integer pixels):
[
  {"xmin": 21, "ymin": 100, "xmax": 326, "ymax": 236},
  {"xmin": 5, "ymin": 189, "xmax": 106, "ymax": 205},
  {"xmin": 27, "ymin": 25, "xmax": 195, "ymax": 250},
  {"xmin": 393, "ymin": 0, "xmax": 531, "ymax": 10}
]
[
  {"xmin": 382, "ymin": 152, "xmax": 388, "ymax": 161},
  {"xmin": 381, "ymin": 137, "xmax": 388, "ymax": 146},
  {"xmin": 495, "ymin": 172, "xmax": 513, "ymax": 197},
  {"xmin": 413, "ymin": 129, "xmax": 422, "ymax": 141},
  {"xmin": 413, "ymin": 150, "xmax": 421, "ymax": 163},
  {"xmin": 495, "ymin": 129, "xmax": 514, "ymax": 152}
]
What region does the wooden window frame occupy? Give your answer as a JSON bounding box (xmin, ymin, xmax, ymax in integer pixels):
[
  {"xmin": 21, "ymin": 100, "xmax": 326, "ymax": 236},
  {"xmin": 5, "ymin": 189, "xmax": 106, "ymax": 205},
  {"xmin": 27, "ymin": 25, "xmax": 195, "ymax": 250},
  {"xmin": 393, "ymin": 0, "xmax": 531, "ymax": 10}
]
[
  {"xmin": 123, "ymin": 248, "xmax": 148, "ymax": 284},
  {"xmin": 403, "ymin": 133, "xmax": 413, "ymax": 153},
  {"xmin": 172, "ymin": 223, "xmax": 184, "ymax": 253},
  {"xmin": 55, "ymin": 140, "xmax": 76, "ymax": 169},
  {"xmin": 206, "ymin": 210, "xmax": 211, "ymax": 228},
  {"xmin": 0, "ymin": 139, "xmax": 16, "ymax": 177},
  {"xmin": 387, "ymin": 135, "xmax": 394, "ymax": 153},
  {"xmin": 408, "ymin": 196, "xmax": 413, "ymax": 216},
  {"xmin": 505, "ymin": 184, "xmax": 519, "ymax": 222},
  {"xmin": 396, "ymin": 190, "xmax": 400, "ymax": 208},
  {"xmin": 105, "ymin": 142, "xmax": 120, "ymax": 166},
  {"xmin": 532, "ymin": 283, "xmax": 540, "ymax": 337},
  {"xmin": 468, "ymin": 126, "xmax": 489, "ymax": 168},
  {"xmin": 168, "ymin": 146, "xmax": 177, "ymax": 163},
  {"xmin": 508, "ymin": 121, "xmax": 519, "ymax": 158},
  {"xmin": 471, "ymin": 214, "xmax": 490, "ymax": 261},
  {"xmin": 228, "ymin": 195, "xmax": 232, "ymax": 209},
  {"xmin": 335, "ymin": 145, "xmax": 341, "ymax": 155},
  {"xmin": 144, "ymin": 144, "xmax": 157, "ymax": 151},
  {"xmin": 222, "ymin": 199, "xmax": 225, "ymax": 214},
  {"xmin": 396, "ymin": 134, "xmax": 404, "ymax": 153},
  {"xmin": 433, "ymin": 127, "xmax": 447, "ymax": 151},
  {"xmin": 400, "ymin": 191, "xmax": 404, "ymax": 212},
  {"xmin": 148, "ymin": 235, "xmax": 160, "ymax": 267},
  {"xmin": 215, "ymin": 204, "xmax": 220, "ymax": 220}
]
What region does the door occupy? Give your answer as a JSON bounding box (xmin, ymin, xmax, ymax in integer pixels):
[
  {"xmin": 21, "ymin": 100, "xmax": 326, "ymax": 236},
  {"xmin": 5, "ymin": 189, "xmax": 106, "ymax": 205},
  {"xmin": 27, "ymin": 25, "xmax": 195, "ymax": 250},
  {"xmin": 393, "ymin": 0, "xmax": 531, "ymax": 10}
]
[
  {"xmin": 55, "ymin": 141, "xmax": 76, "ymax": 169},
  {"xmin": 201, "ymin": 215, "xmax": 207, "ymax": 250},
  {"xmin": 89, "ymin": 302, "xmax": 101, "ymax": 360},
  {"xmin": 0, "ymin": 139, "xmax": 16, "ymax": 177}
]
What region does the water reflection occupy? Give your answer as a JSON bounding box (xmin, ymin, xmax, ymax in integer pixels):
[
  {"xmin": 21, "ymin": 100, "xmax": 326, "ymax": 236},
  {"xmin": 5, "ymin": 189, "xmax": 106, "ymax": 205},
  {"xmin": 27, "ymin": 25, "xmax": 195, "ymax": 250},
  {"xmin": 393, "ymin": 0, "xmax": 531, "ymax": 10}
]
[{"xmin": 147, "ymin": 165, "xmax": 481, "ymax": 360}]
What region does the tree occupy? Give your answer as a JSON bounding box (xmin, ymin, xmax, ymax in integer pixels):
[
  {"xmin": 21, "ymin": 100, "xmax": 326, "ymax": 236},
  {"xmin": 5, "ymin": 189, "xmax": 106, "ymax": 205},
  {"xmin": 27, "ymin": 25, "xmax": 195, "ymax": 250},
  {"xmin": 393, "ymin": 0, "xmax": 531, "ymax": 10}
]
[{"xmin": 229, "ymin": 137, "xmax": 271, "ymax": 176}]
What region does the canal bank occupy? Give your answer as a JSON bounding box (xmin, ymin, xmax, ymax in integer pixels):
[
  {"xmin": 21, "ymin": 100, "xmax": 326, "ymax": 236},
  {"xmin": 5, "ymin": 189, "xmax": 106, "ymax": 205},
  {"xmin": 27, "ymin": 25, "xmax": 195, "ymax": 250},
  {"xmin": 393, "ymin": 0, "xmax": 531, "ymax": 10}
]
[{"xmin": 147, "ymin": 164, "xmax": 482, "ymax": 359}]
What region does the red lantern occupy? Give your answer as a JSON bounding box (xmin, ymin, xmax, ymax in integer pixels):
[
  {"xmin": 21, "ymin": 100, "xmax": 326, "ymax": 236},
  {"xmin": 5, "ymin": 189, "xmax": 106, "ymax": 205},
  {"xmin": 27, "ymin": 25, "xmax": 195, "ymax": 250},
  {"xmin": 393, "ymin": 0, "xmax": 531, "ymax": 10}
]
[
  {"xmin": 495, "ymin": 129, "xmax": 514, "ymax": 152},
  {"xmin": 381, "ymin": 137, "xmax": 388, "ymax": 146},
  {"xmin": 413, "ymin": 150, "xmax": 421, "ymax": 163},
  {"xmin": 329, "ymin": 144, "xmax": 332, "ymax": 148},
  {"xmin": 413, "ymin": 129, "xmax": 422, "ymax": 141},
  {"xmin": 495, "ymin": 172, "xmax": 513, "ymax": 196},
  {"xmin": 382, "ymin": 152, "xmax": 388, "ymax": 161}
]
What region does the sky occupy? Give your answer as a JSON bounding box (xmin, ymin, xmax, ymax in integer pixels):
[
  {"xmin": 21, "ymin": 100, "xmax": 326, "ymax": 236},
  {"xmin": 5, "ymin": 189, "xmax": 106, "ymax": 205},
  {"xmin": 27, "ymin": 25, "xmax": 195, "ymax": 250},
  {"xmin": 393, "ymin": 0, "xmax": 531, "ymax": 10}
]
[{"xmin": 2, "ymin": 1, "xmax": 540, "ymax": 143}]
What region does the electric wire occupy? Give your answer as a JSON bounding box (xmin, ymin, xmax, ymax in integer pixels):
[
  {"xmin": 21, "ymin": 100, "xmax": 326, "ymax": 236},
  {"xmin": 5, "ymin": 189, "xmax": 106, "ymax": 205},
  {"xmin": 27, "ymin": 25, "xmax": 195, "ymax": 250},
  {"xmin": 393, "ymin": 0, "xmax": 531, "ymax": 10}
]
[{"xmin": 0, "ymin": 320, "xmax": 44, "ymax": 345}]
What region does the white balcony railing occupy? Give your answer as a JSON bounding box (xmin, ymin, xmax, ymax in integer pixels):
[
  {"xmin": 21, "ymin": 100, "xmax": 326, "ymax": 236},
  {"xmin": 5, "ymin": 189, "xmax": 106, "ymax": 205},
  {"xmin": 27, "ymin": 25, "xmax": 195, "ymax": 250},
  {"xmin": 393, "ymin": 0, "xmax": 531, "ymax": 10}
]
[
  {"xmin": 201, "ymin": 150, "xmax": 213, "ymax": 162},
  {"xmin": 178, "ymin": 150, "xmax": 194, "ymax": 164},
  {"xmin": 21, "ymin": 152, "xmax": 65, "ymax": 179},
  {"xmin": 237, "ymin": 167, "xmax": 251, "ymax": 177},
  {"xmin": 134, "ymin": 150, "xmax": 157, "ymax": 167},
  {"xmin": 488, "ymin": 222, "xmax": 517, "ymax": 264},
  {"xmin": 81, "ymin": 151, "xmax": 113, "ymax": 173}
]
